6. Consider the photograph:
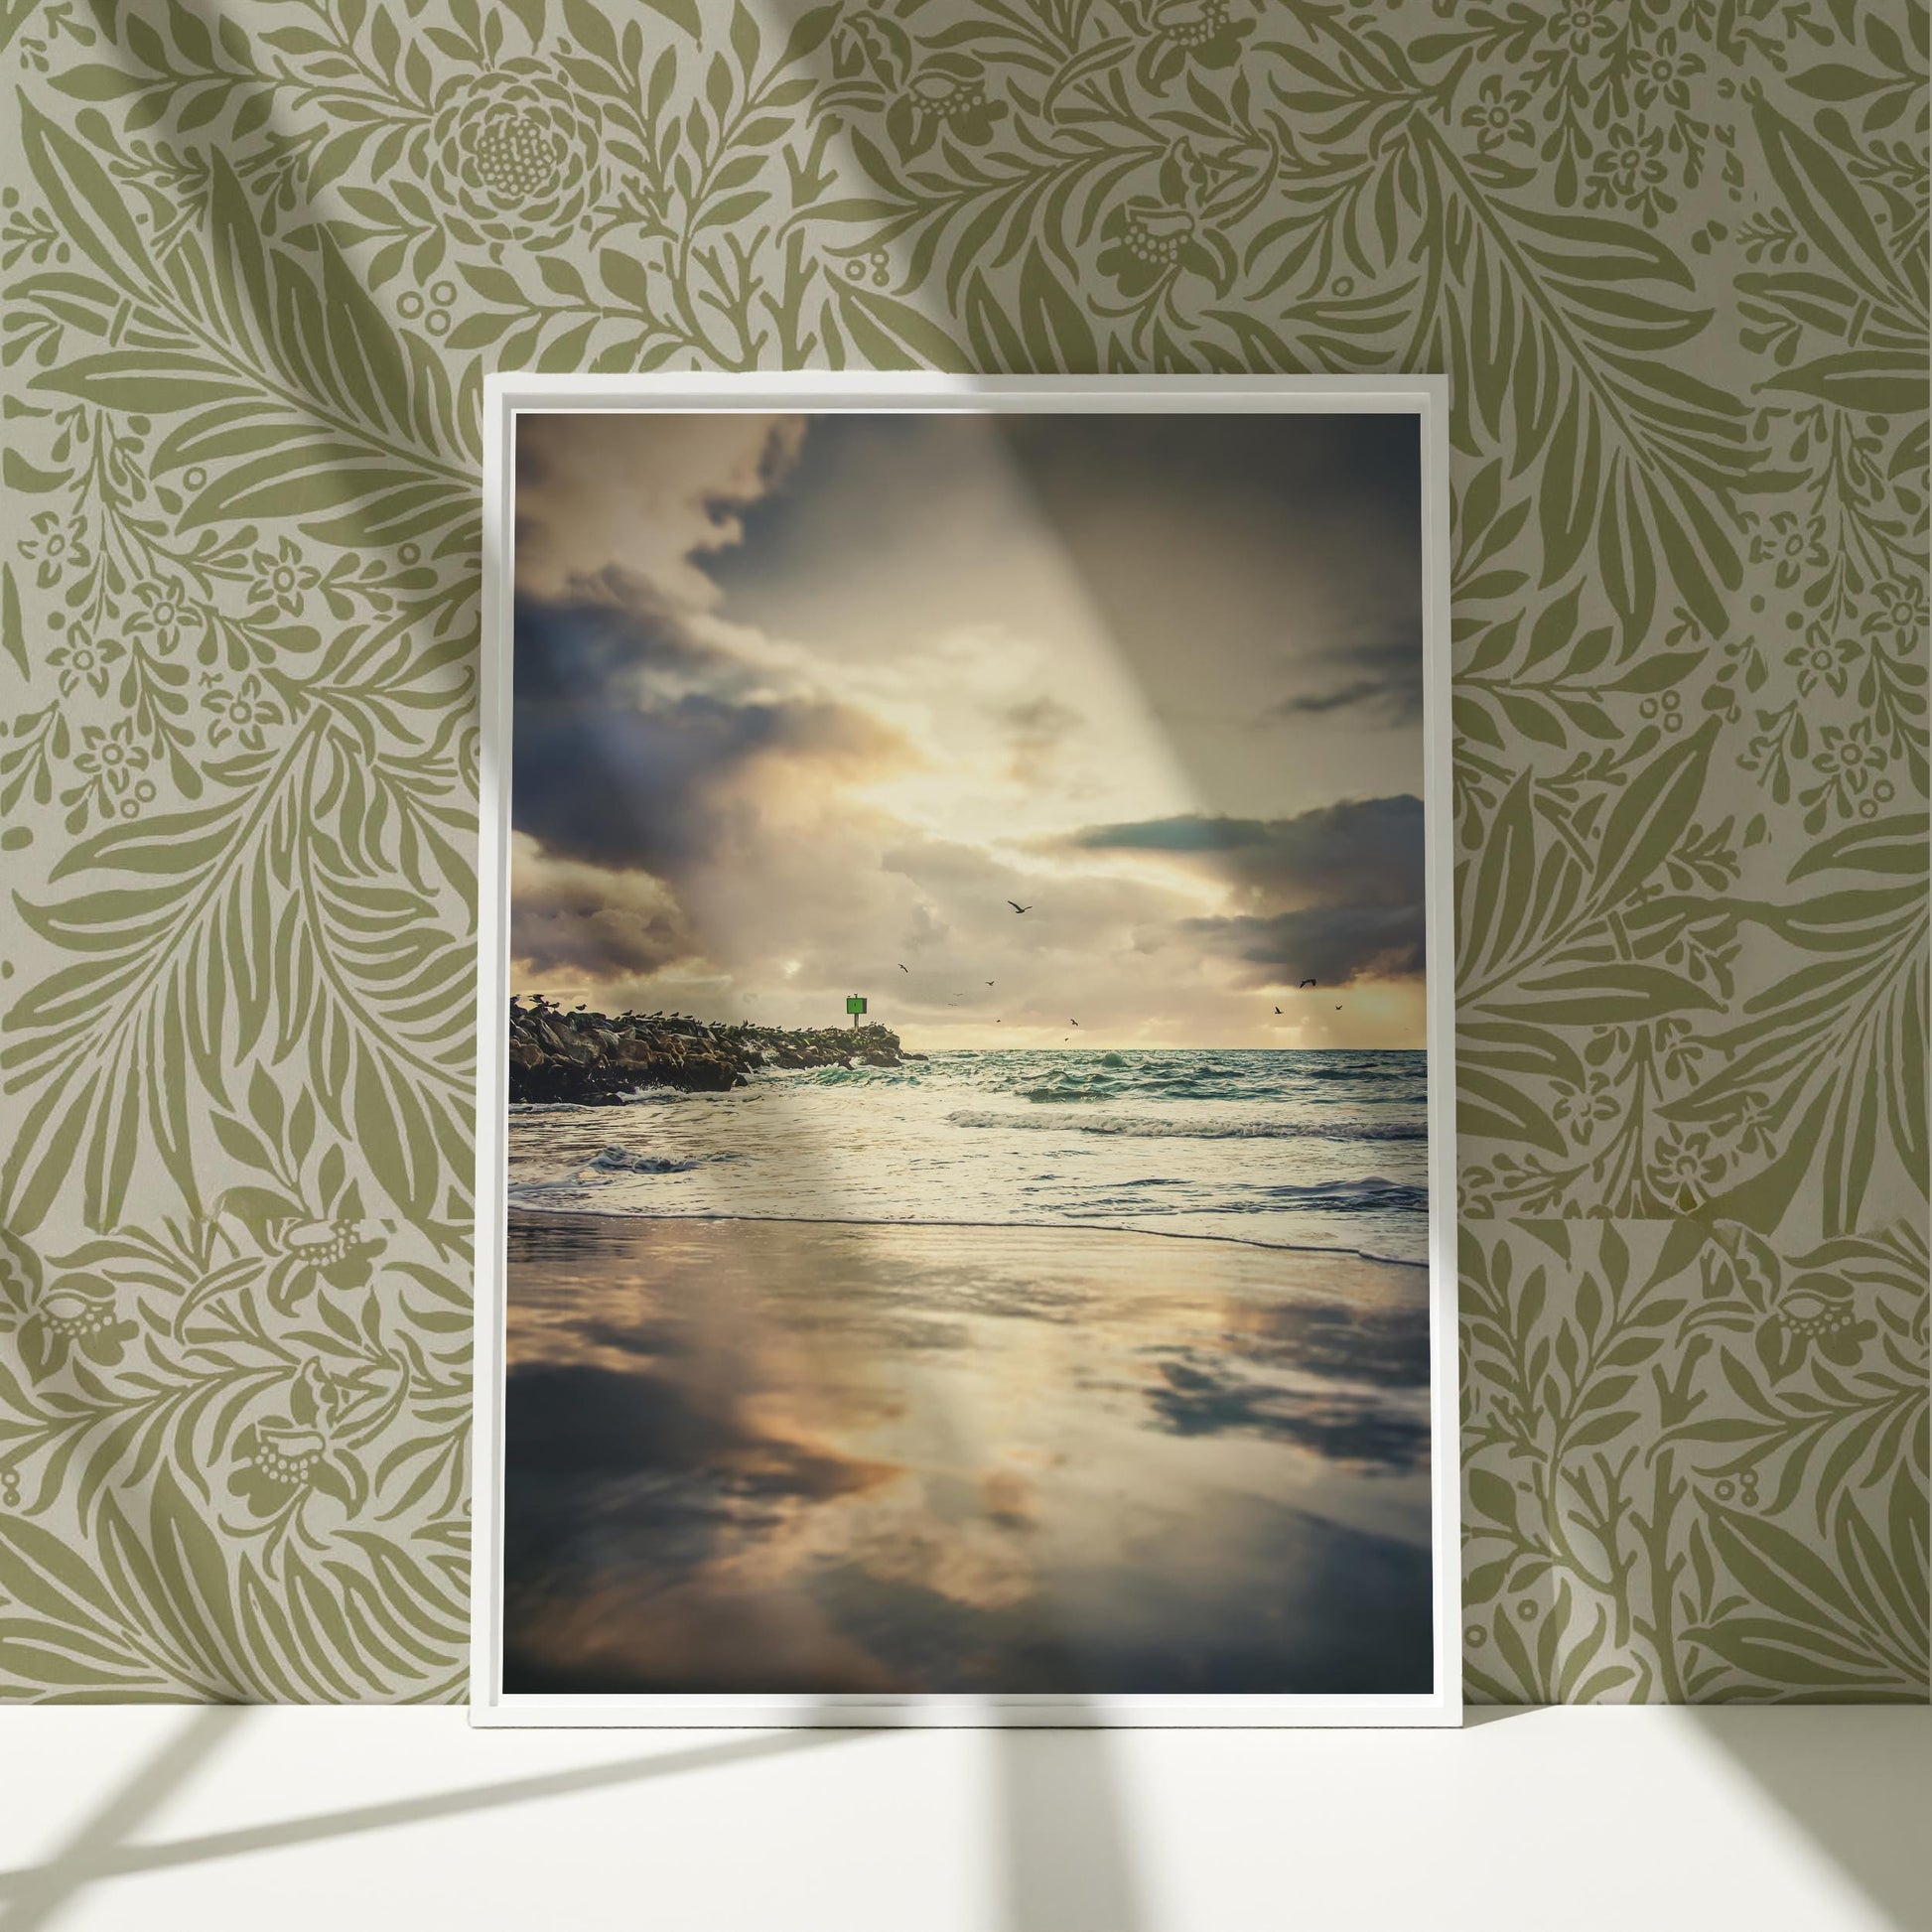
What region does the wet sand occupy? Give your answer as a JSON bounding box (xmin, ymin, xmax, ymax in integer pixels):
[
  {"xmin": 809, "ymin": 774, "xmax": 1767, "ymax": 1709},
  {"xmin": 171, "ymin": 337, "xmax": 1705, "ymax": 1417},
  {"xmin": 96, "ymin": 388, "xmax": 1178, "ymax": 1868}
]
[{"xmin": 502, "ymin": 1212, "xmax": 1436, "ymax": 1697}]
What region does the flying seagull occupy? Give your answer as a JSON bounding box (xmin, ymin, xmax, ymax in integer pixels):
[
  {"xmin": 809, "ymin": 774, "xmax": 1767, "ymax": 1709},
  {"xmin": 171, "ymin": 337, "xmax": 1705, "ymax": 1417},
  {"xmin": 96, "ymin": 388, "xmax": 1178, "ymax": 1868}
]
[
  {"xmin": 1069, "ymin": 1018, "xmax": 1080, "ymax": 1027},
  {"xmin": 1008, "ymin": 901, "xmax": 1033, "ymax": 914},
  {"xmin": 1299, "ymin": 978, "xmax": 1316, "ymax": 988},
  {"xmin": 898, "ymin": 963, "xmax": 908, "ymax": 972},
  {"xmin": 1274, "ymin": 1006, "xmax": 1283, "ymax": 1015},
  {"xmin": 986, "ymin": 981, "xmax": 995, "ymax": 986},
  {"xmin": 1335, "ymin": 1005, "xmax": 1342, "ymax": 1011}
]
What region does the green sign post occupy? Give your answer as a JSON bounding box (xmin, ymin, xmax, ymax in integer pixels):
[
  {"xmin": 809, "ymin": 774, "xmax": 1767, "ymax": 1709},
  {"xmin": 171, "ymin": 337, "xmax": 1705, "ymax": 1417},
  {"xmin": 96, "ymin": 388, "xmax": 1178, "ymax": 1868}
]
[{"xmin": 845, "ymin": 995, "xmax": 867, "ymax": 1028}]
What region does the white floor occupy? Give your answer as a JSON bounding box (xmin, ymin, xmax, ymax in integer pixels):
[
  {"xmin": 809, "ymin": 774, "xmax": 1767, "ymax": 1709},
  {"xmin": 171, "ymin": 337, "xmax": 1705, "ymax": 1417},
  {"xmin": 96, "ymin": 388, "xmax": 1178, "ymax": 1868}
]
[{"xmin": 0, "ymin": 1706, "xmax": 1925, "ymax": 1931}]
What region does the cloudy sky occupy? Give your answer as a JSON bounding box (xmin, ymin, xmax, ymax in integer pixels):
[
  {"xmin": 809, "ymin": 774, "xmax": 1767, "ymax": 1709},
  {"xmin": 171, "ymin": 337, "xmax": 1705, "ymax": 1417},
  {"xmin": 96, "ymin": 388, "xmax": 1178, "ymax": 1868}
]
[{"xmin": 510, "ymin": 408, "xmax": 1427, "ymax": 1049}]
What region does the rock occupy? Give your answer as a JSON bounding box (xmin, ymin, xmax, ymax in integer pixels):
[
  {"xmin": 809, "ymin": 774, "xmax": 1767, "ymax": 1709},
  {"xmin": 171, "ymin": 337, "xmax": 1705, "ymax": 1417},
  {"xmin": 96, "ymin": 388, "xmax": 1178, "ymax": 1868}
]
[{"xmin": 505, "ymin": 1004, "xmax": 905, "ymax": 1105}]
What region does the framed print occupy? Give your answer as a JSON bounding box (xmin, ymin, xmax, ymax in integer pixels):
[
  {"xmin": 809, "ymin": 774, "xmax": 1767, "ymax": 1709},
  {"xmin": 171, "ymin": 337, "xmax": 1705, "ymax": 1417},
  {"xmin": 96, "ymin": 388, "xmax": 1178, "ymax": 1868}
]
[{"xmin": 473, "ymin": 373, "xmax": 1458, "ymax": 1726}]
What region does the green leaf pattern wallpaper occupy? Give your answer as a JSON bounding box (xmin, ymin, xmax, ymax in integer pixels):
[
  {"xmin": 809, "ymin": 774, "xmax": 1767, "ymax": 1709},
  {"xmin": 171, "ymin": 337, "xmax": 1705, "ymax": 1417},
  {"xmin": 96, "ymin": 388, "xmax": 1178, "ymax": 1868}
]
[{"xmin": 0, "ymin": 0, "xmax": 1924, "ymax": 1702}]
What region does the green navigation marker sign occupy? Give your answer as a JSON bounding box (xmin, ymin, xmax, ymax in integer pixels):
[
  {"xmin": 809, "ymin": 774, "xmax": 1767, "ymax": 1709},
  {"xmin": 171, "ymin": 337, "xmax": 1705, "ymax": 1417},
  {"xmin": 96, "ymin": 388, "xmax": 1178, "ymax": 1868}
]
[{"xmin": 845, "ymin": 995, "xmax": 867, "ymax": 1027}]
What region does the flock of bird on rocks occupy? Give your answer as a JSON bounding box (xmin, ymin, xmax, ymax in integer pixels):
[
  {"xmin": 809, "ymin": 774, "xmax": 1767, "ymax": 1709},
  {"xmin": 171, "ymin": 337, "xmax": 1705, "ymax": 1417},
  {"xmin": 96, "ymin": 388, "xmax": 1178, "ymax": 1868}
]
[{"xmin": 505, "ymin": 997, "xmax": 913, "ymax": 1105}]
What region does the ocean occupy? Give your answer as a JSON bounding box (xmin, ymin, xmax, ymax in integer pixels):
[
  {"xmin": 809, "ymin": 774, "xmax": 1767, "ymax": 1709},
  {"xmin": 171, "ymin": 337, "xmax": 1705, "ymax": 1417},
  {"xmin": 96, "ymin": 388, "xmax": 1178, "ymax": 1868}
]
[
  {"xmin": 501, "ymin": 1044, "xmax": 1438, "ymax": 1695},
  {"xmin": 506, "ymin": 1046, "xmax": 1431, "ymax": 1267}
]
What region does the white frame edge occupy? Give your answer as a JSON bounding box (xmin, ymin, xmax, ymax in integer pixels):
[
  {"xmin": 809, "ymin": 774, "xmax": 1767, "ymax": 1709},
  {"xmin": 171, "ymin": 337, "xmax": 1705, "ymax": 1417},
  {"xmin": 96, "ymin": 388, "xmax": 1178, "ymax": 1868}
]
[{"xmin": 470, "ymin": 372, "xmax": 1461, "ymax": 1729}]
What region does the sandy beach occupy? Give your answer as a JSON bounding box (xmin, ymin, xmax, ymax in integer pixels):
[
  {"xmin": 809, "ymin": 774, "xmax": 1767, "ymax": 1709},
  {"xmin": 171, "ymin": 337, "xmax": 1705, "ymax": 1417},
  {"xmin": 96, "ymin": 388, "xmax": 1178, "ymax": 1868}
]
[{"xmin": 503, "ymin": 1211, "xmax": 1435, "ymax": 1697}]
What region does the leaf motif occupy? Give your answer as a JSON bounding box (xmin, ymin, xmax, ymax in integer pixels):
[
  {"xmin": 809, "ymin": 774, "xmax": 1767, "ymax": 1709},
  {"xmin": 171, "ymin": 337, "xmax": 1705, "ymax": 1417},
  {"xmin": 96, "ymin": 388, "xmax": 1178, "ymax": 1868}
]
[
  {"xmin": 17, "ymin": 101, "xmax": 149, "ymax": 285},
  {"xmin": 1591, "ymin": 720, "xmax": 1720, "ymax": 913},
  {"xmin": 833, "ymin": 282, "xmax": 968, "ymax": 371},
  {"xmin": 1750, "ymin": 93, "xmax": 1916, "ymax": 318},
  {"xmin": 1016, "ymin": 246, "xmax": 1099, "ymax": 371},
  {"xmin": 1697, "ymin": 1500, "xmax": 1924, "ymax": 1689},
  {"xmin": 1494, "ymin": 963, "xmax": 1723, "ymax": 1028},
  {"xmin": 1764, "ymin": 351, "xmax": 1927, "ymax": 416},
  {"xmin": 33, "ymin": 352, "xmax": 259, "ymax": 414},
  {"xmin": 0, "ymin": 565, "xmax": 25, "ymax": 679},
  {"xmin": 1790, "ymin": 815, "xmax": 1929, "ymax": 883},
  {"xmin": 1459, "ymin": 1066, "xmax": 1567, "ymax": 1154}
]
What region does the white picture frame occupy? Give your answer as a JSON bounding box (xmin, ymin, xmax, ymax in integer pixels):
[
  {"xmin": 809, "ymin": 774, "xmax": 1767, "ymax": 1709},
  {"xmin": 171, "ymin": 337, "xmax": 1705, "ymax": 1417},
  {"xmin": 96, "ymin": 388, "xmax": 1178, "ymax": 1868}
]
[{"xmin": 472, "ymin": 372, "xmax": 1459, "ymax": 1727}]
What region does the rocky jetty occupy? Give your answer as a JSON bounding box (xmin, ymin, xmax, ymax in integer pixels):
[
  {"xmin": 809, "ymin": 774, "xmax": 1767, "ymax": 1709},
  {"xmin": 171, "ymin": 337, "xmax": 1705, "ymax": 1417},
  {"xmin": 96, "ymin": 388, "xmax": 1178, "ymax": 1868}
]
[{"xmin": 506, "ymin": 998, "xmax": 910, "ymax": 1105}]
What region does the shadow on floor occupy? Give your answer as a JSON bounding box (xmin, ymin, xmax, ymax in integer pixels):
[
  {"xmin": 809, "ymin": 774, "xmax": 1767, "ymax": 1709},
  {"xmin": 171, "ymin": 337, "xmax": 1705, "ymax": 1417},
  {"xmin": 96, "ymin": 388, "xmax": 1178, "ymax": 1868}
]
[
  {"xmin": 1460, "ymin": 1705, "xmax": 1546, "ymax": 1728},
  {"xmin": 0, "ymin": 1708, "xmax": 247, "ymax": 1932},
  {"xmin": 0, "ymin": 1704, "xmax": 1156, "ymax": 1932},
  {"xmin": 1691, "ymin": 1705, "xmax": 1932, "ymax": 1932},
  {"xmin": 0, "ymin": 1709, "xmax": 868, "ymax": 1930},
  {"xmin": 996, "ymin": 1721, "xmax": 1146, "ymax": 1932}
]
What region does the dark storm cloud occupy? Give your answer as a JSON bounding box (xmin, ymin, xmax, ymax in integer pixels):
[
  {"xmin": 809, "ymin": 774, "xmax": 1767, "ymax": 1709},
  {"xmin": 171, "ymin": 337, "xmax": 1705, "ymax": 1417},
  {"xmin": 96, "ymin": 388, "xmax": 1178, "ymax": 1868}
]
[
  {"xmin": 1066, "ymin": 795, "xmax": 1425, "ymax": 985},
  {"xmin": 1067, "ymin": 795, "xmax": 1422, "ymax": 904},
  {"xmin": 511, "ymin": 593, "xmax": 899, "ymax": 875},
  {"xmin": 1070, "ymin": 817, "xmax": 1271, "ymax": 852},
  {"xmin": 994, "ymin": 408, "xmax": 1421, "ymax": 512},
  {"xmin": 1185, "ymin": 901, "xmax": 1425, "ymax": 987},
  {"xmin": 1275, "ymin": 630, "xmax": 1424, "ymax": 724},
  {"xmin": 510, "ymin": 864, "xmax": 693, "ymax": 979}
]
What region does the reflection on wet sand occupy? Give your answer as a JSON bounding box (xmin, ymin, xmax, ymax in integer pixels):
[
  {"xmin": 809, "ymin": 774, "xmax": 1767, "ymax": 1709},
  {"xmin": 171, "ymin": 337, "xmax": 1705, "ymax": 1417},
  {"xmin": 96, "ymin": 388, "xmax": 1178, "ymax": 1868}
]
[{"xmin": 503, "ymin": 1213, "xmax": 1434, "ymax": 1696}]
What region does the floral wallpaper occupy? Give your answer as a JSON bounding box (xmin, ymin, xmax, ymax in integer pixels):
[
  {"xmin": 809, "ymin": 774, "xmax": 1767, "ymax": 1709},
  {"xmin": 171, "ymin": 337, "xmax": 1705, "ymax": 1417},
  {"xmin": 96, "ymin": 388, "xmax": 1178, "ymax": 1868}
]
[{"xmin": 0, "ymin": 0, "xmax": 1924, "ymax": 1702}]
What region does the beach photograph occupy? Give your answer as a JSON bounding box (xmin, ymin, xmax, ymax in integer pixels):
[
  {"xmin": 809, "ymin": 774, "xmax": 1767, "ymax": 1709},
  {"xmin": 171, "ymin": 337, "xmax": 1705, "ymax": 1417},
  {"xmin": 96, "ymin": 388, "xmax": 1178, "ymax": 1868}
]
[{"xmin": 495, "ymin": 399, "xmax": 1442, "ymax": 1701}]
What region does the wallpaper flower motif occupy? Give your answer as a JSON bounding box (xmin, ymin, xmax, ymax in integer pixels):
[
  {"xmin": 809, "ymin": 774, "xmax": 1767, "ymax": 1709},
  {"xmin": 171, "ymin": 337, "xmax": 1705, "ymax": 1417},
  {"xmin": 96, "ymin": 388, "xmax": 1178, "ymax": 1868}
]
[
  {"xmin": 0, "ymin": 0, "xmax": 1924, "ymax": 1702},
  {"xmin": 429, "ymin": 58, "xmax": 605, "ymax": 247}
]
